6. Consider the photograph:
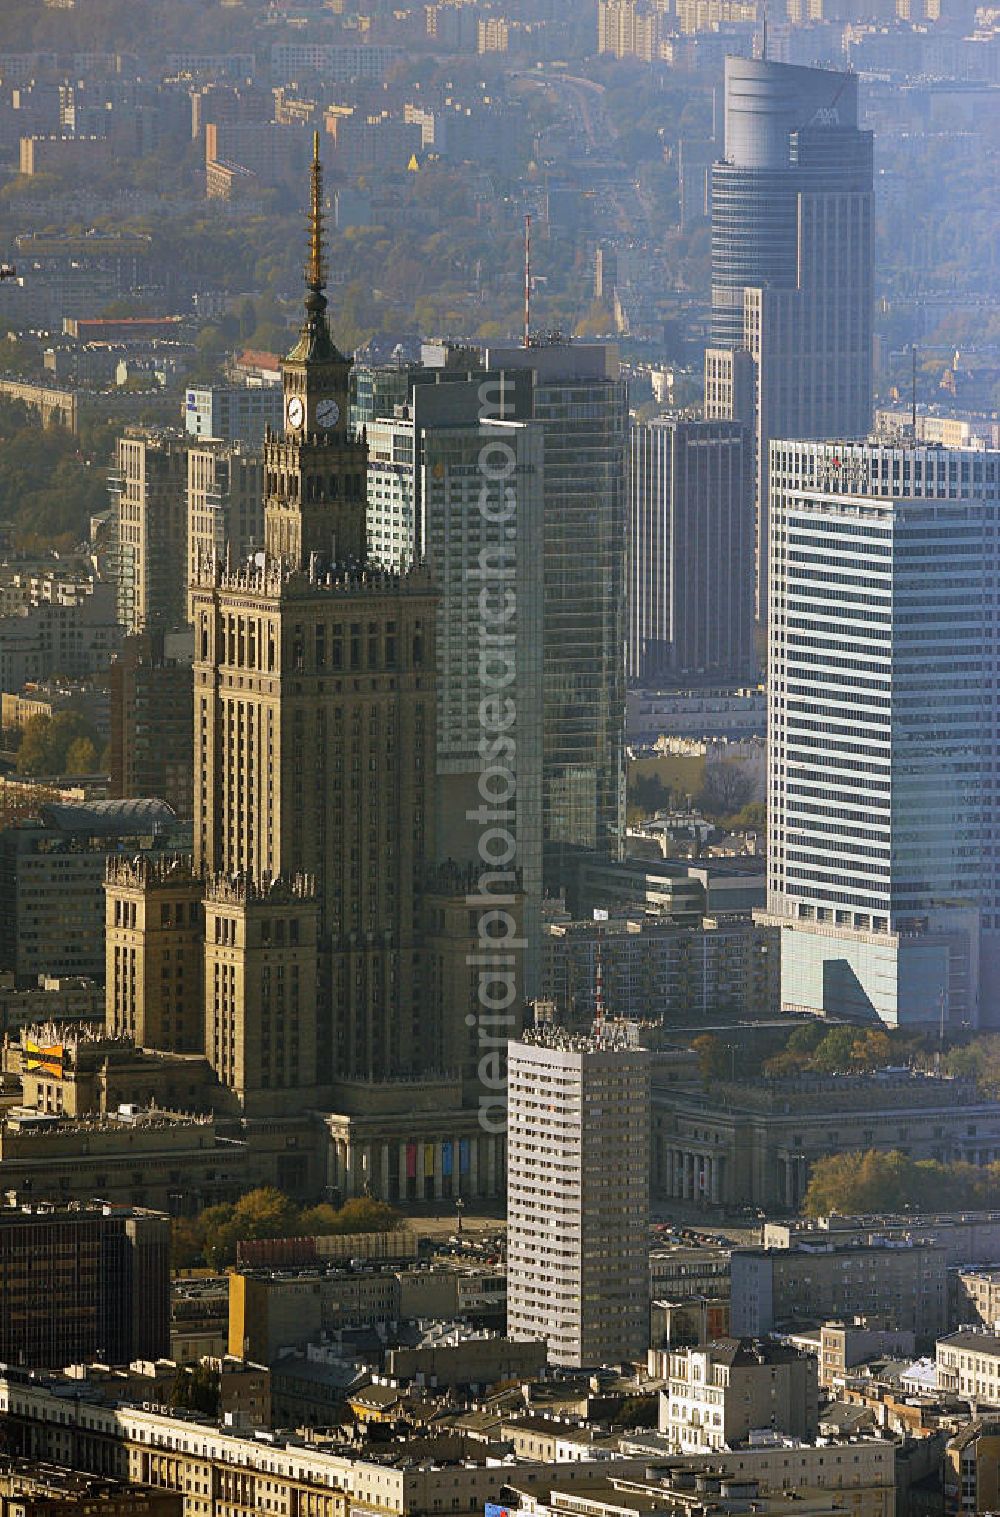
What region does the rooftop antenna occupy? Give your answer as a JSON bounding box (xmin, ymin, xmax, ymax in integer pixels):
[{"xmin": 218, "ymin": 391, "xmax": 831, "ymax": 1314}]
[
  {"xmin": 911, "ymin": 343, "xmax": 917, "ymax": 437},
  {"xmin": 523, "ymin": 212, "xmax": 531, "ymax": 348},
  {"xmin": 594, "ymin": 935, "xmax": 604, "ymax": 1039}
]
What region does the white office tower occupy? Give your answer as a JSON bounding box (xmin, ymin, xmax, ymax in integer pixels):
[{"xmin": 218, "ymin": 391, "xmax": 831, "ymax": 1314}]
[
  {"xmin": 765, "ymin": 440, "xmax": 1000, "ymax": 1027},
  {"xmin": 507, "ymin": 1030, "xmax": 650, "ymax": 1367}
]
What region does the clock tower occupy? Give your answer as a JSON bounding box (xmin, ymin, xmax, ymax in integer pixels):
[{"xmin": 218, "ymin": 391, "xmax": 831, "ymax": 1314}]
[{"xmin": 264, "ymin": 131, "xmax": 367, "ymax": 568}]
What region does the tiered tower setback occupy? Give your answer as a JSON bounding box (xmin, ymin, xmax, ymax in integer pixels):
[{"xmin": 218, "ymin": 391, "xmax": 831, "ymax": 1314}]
[{"xmin": 190, "ymin": 133, "xmax": 439, "ymax": 1088}]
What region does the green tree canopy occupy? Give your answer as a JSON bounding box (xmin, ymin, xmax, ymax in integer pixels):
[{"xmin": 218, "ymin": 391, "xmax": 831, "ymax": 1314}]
[
  {"xmin": 170, "ymin": 1362, "xmax": 221, "ymax": 1413},
  {"xmin": 16, "ymin": 712, "xmax": 102, "ymax": 777}
]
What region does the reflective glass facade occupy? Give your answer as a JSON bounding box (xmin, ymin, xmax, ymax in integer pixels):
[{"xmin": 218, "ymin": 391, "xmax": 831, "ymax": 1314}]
[{"xmin": 488, "ymin": 345, "xmax": 628, "ymax": 871}]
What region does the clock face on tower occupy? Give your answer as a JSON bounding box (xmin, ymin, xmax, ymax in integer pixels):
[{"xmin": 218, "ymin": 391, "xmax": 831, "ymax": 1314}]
[
  {"xmin": 316, "ymin": 398, "xmax": 340, "ymax": 430},
  {"xmin": 286, "ymin": 395, "xmax": 304, "ymax": 431}
]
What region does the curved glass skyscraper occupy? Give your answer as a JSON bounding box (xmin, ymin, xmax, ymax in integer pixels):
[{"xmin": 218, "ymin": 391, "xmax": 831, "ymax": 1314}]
[{"xmin": 705, "ymin": 58, "xmax": 874, "ymax": 620}]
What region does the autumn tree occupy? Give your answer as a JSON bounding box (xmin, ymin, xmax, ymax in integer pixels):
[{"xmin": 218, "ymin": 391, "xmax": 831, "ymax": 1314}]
[
  {"xmin": 690, "ymin": 1033, "xmax": 731, "ymax": 1083},
  {"xmin": 173, "ymin": 1189, "xmax": 403, "ymax": 1268},
  {"xmin": 64, "ymin": 736, "xmax": 99, "ymax": 773},
  {"xmin": 803, "ymin": 1149, "xmax": 991, "ymax": 1217},
  {"xmin": 695, "ymin": 763, "xmax": 755, "ymax": 819},
  {"xmin": 330, "ymin": 1198, "xmax": 402, "ymax": 1234},
  {"xmin": 16, "ymin": 711, "xmax": 101, "ymax": 777}
]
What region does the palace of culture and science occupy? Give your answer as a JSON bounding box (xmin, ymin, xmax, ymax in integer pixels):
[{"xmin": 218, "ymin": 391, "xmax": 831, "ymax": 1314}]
[{"xmin": 104, "ymin": 138, "xmax": 512, "ymax": 1202}]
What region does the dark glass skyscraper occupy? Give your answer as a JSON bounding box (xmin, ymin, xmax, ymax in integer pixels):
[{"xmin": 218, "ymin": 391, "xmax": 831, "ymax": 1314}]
[
  {"xmin": 705, "ymin": 58, "xmax": 873, "ymax": 619},
  {"xmin": 488, "ymin": 344, "xmax": 627, "ymax": 875},
  {"xmin": 627, "ymin": 416, "xmax": 754, "ymax": 688}
]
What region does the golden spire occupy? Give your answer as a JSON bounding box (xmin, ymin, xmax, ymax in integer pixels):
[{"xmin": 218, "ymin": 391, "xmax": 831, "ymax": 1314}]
[
  {"xmin": 285, "ymin": 128, "xmax": 339, "ymax": 363},
  {"xmin": 307, "ymin": 129, "xmax": 325, "ymax": 297}
]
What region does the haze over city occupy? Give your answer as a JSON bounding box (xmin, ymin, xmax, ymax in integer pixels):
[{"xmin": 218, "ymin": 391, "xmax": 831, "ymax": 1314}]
[{"xmin": 0, "ymin": 1, "xmax": 997, "ymax": 1515}]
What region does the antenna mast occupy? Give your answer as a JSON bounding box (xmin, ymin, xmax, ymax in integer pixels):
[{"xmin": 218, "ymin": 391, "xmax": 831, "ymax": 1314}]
[
  {"xmin": 911, "ymin": 343, "xmax": 917, "ymax": 437},
  {"xmin": 523, "ymin": 212, "xmax": 531, "ymax": 348},
  {"xmin": 594, "ymin": 937, "xmax": 604, "ymax": 1038}
]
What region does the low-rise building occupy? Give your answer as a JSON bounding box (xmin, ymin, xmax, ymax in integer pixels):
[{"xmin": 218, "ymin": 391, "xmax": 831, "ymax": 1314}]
[
  {"xmin": 170, "ymin": 1277, "xmax": 229, "ymax": 1364},
  {"xmin": 229, "ymin": 1260, "xmax": 508, "ymax": 1363},
  {"xmin": 659, "ymin": 1337, "xmax": 818, "ymax": 1452},
  {"xmin": 501, "ymin": 1465, "xmax": 880, "ymax": 1517},
  {"xmin": 183, "ymin": 383, "xmax": 281, "ymax": 447},
  {"xmin": 0, "ymin": 1108, "xmax": 249, "ymax": 1213},
  {"xmin": 0, "ymin": 977, "xmax": 101, "ymax": 1038},
  {"xmin": 0, "ymin": 1375, "xmax": 653, "ymax": 1517},
  {"xmin": 0, "ymin": 585, "xmax": 121, "ymax": 691},
  {"xmin": 945, "ymin": 1418, "xmax": 1000, "ymax": 1517},
  {"xmin": 937, "ymin": 1330, "xmax": 1000, "ymax": 1403},
  {"xmin": 818, "ymin": 1322, "xmax": 916, "ymax": 1390},
  {"xmin": 649, "ymin": 1246, "xmax": 731, "ymax": 1302},
  {"xmin": 384, "ymin": 1331, "xmax": 545, "ymax": 1390},
  {"xmin": 615, "ymin": 1437, "xmax": 896, "ymax": 1517},
  {"xmin": 0, "ymin": 799, "xmax": 188, "ymax": 983},
  {"xmin": 7, "ymin": 1027, "xmax": 219, "ymax": 1120},
  {"xmin": 954, "ymin": 1268, "xmax": 1000, "ymax": 1330},
  {"xmin": 649, "ymin": 1298, "xmax": 731, "ymax": 1353},
  {"xmin": 542, "ymin": 915, "xmax": 778, "ymax": 1024},
  {"xmin": 654, "ymin": 1070, "xmax": 1000, "ymax": 1210},
  {"xmin": 731, "ymin": 1241, "xmax": 948, "ymax": 1343},
  {"xmin": 766, "ymin": 1211, "xmax": 1000, "ymax": 1268},
  {"xmin": 0, "ymin": 1460, "xmax": 181, "ymax": 1517}
]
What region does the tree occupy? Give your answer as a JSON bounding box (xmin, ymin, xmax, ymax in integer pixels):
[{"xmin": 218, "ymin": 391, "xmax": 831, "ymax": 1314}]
[
  {"xmin": 229, "ymin": 1186, "xmax": 301, "ymax": 1240},
  {"xmin": 16, "ymin": 712, "xmax": 100, "ymax": 777},
  {"xmin": 803, "ymin": 1148, "xmax": 983, "ymax": 1217},
  {"xmin": 170, "ymin": 1362, "xmax": 220, "ymax": 1414},
  {"xmin": 695, "ymin": 763, "xmax": 755, "ymax": 819},
  {"xmin": 297, "ymin": 1203, "xmax": 343, "ymax": 1235},
  {"xmin": 170, "ymin": 1216, "xmax": 205, "ymax": 1271},
  {"xmin": 810, "ymin": 1026, "xmax": 861, "ymax": 1074},
  {"xmin": 64, "ymin": 736, "xmax": 98, "ymax": 773},
  {"xmin": 239, "ymin": 298, "xmax": 257, "ymax": 339},
  {"xmin": 174, "ymin": 1188, "xmax": 403, "ymax": 1270},
  {"xmin": 785, "ymin": 1023, "xmax": 826, "ymax": 1056},
  {"xmin": 851, "ymin": 1029, "xmax": 893, "ymax": 1071},
  {"xmin": 627, "ymin": 773, "xmax": 670, "ymax": 817},
  {"xmin": 729, "ymin": 800, "xmax": 766, "ymax": 831},
  {"xmin": 329, "ymin": 1198, "xmax": 402, "ymax": 1235},
  {"xmin": 762, "ymin": 1049, "xmax": 812, "ymax": 1078},
  {"xmin": 690, "ymin": 1033, "xmax": 730, "ymax": 1083},
  {"xmin": 613, "ymin": 1395, "xmax": 658, "ymax": 1429},
  {"xmin": 199, "ymin": 1202, "xmax": 238, "ymax": 1271}
]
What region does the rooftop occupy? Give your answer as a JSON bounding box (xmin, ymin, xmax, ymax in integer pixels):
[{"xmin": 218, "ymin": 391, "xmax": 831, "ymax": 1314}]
[
  {"xmin": 677, "ymin": 1337, "xmax": 811, "ymax": 1369},
  {"xmin": 938, "ymin": 1330, "xmax": 1000, "ymax": 1355},
  {"xmin": 37, "ymin": 798, "xmax": 177, "ymax": 832}
]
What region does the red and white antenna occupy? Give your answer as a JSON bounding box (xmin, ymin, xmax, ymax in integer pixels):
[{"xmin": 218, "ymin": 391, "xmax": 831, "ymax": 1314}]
[{"xmin": 523, "ymin": 212, "xmax": 531, "ymax": 348}]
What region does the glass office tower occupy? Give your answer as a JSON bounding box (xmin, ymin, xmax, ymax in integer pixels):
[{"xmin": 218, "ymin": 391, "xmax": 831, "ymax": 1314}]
[
  {"xmin": 488, "ymin": 343, "xmax": 628, "ymax": 874},
  {"xmin": 705, "ymin": 58, "xmax": 873, "ymax": 620}
]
